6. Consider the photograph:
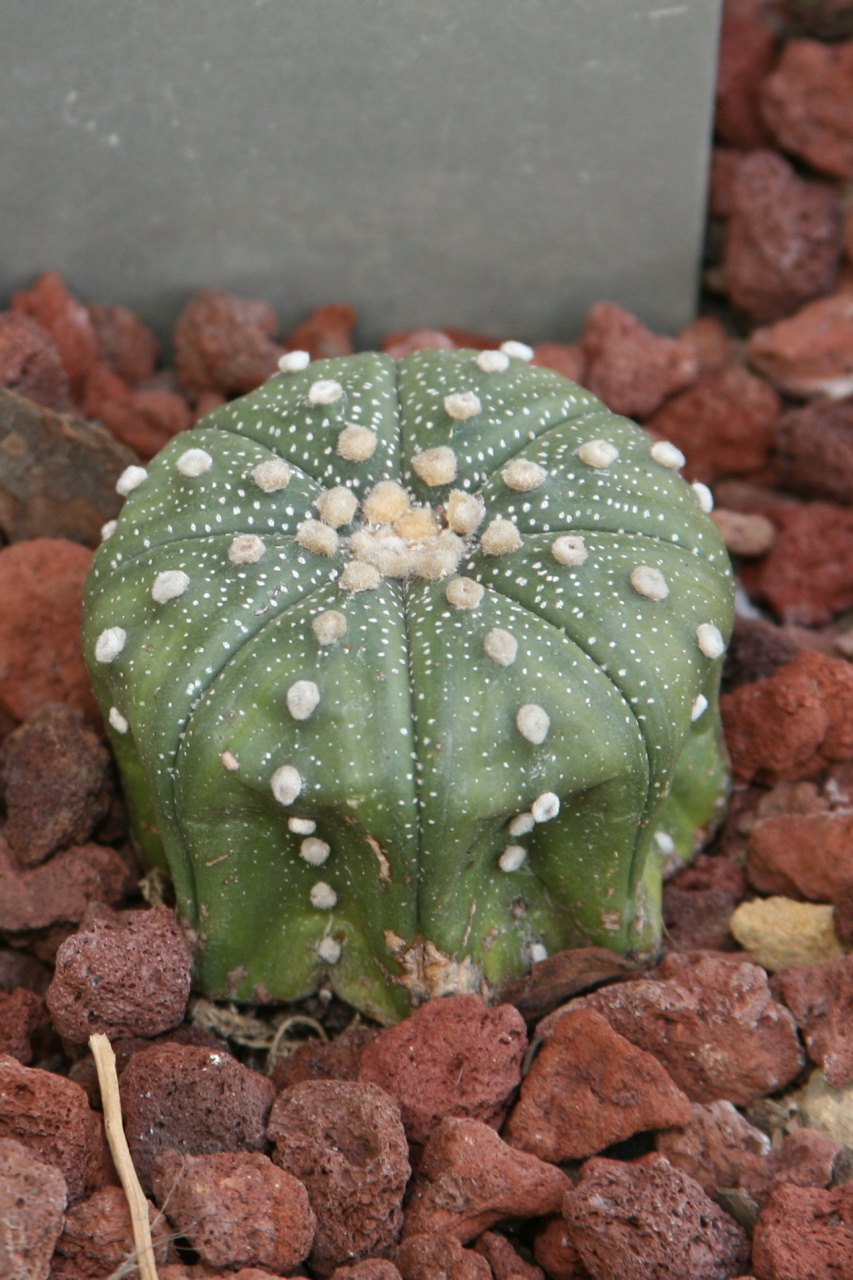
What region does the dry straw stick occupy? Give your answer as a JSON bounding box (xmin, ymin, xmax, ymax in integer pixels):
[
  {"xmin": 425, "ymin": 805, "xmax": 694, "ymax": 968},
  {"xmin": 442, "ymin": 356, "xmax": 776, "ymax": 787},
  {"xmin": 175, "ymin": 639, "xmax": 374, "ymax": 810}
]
[{"xmin": 89, "ymin": 1032, "xmax": 160, "ymax": 1280}]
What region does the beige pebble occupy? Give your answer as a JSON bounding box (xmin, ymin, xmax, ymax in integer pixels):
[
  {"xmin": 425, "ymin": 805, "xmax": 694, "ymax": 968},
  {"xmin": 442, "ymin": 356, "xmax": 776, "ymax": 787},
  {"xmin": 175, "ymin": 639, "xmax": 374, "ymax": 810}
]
[
  {"xmin": 729, "ymin": 896, "xmax": 846, "ymax": 971},
  {"xmin": 712, "ymin": 508, "xmax": 777, "ymax": 557},
  {"xmin": 797, "ymin": 1068, "xmax": 853, "ymax": 1148}
]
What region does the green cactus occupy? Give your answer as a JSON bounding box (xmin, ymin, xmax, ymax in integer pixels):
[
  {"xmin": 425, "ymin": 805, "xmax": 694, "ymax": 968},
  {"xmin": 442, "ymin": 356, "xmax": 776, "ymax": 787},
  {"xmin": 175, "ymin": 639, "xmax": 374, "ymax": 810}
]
[{"xmin": 83, "ymin": 346, "xmax": 734, "ymax": 1023}]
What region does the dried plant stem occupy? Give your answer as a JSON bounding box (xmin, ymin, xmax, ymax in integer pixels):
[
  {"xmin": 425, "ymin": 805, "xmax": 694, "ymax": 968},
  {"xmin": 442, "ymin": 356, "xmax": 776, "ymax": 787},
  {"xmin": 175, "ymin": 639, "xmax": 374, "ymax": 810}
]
[{"xmin": 89, "ymin": 1032, "xmax": 160, "ymax": 1280}]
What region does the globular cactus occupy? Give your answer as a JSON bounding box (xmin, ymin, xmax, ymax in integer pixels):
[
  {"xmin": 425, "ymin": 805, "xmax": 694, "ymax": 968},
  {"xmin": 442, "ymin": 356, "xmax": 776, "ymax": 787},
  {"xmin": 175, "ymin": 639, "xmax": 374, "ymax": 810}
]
[{"xmin": 83, "ymin": 346, "xmax": 734, "ymax": 1022}]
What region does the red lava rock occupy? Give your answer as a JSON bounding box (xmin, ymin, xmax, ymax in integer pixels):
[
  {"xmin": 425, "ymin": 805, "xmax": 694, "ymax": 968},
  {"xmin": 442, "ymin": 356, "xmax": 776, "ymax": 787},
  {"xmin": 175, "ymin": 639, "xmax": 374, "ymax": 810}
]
[
  {"xmin": 664, "ymin": 855, "xmax": 746, "ymax": 952},
  {"xmin": 119, "ymin": 1041, "xmax": 275, "ymax": 1192},
  {"xmin": 10, "ymin": 272, "xmax": 99, "ymax": 401},
  {"xmin": 708, "ymin": 146, "xmax": 746, "ymax": 218},
  {"xmin": 151, "ymin": 1148, "xmax": 316, "ymax": 1273},
  {"xmin": 774, "ymin": 397, "xmax": 853, "ymax": 505},
  {"xmin": 531, "ymin": 342, "xmax": 585, "ymax": 383},
  {"xmin": 0, "ymin": 703, "xmax": 112, "ymax": 865},
  {"xmin": 552, "ymin": 951, "xmax": 804, "ymax": 1105},
  {"xmin": 678, "ymin": 314, "xmax": 735, "ymax": 371},
  {"xmin": 0, "ymin": 310, "xmax": 71, "ymax": 410},
  {"xmin": 381, "ymin": 328, "xmax": 458, "ymax": 359},
  {"xmin": 267, "ymin": 1079, "xmax": 410, "ymax": 1272},
  {"xmin": 498, "ymin": 945, "xmax": 639, "ymax": 1025},
  {"xmin": 403, "ymin": 1116, "xmax": 570, "ymax": 1243},
  {"xmin": 0, "ymin": 836, "xmax": 130, "ymax": 932},
  {"xmin": 715, "ymin": 0, "xmax": 779, "ymax": 149},
  {"xmin": 654, "ymin": 1100, "xmax": 770, "ymax": 1197},
  {"xmin": 0, "ymin": 1137, "xmax": 67, "ymax": 1280},
  {"xmin": 723, "ymin": 150, "xmax": 841, "ymax": 323},
  {"xmin": 0, "ymin": 1054, "xmax": 107, "ymax": 1201},
  {"xmin": 833, "ymin": 881, "xmax": 853, "ymax": 944},
  {"xmin": 721, "ymin": 649, "xmax": 853, "ymax": 784},
  {"xmin": 721, "ymin": 616, "xmax": 804, "ymax": 692},
  {"xmin": 86, "ymin": 302, "xmax": 160, "ymax": 383},
  {"xmin": 392, "ymin": 1233, "xmax": 491, "ymax": 1280},
  {"xmin": 46, "ymin": 904, "xmax": 191, "ymax": 1043},
  {"xmin": 173, "ymin": 288, "xmax": 282, "ymax": 399},
  {"xmin": 332, "ymin": 1261, "xmax": 403, "ymax": 1280},
  {"xmin": 751, "ymin": 1181, "xmax": 853, "ymax": 1279},
  {"xmin": 643, "ymin": 363, "xmax": 780, "ymax": 483},
  {"xmin": 772, "ymin": 954, "xmax": 853, "ymax": 1085},
  {"xmin": 83, "ymin": 361, "xmax": 192, "ymax": 459},
  {"xmin": 473, "ymin": 1229, "xmax": 544, "ymax": 1280},
  {"xmin": 270, "ymin": 1022, "xmax": 378, "ymax": 1090},
  {"xmin": 503, "ymin": 1006, "xmax": 691, "ymax": 1162},
  {"xmin": 579, "ymin": 301, "xmax": 699, "ymax": 419},
  {"xmin": 745, "ymin": 1127, "xmax": 844, "ymax": 1206},
  {"xmin": 51, "ymin": 1183, "xmax": 176, "ymax": 1279},
  {"xmin": 760, "ymin": 38, "xmax": 853, "ymax": 179},
  {"xmin": 0, "ymin": 539, "xmax": 98, "ymax": 724},
  {"xmin": 0, "ymin": 987, "xmax": 46, "ymax": 1064},
  {"xmin": 739, "ymin": 500, "xmax": 853, "ymax": 623},
  {"xmin": 746, "ymin": 809, "xmax": 853, "ymax": 901},
  {"xmin": 533, "ymin": 1216, "xmax": 589, "ymax": 1280},
  {"xmin": 358, "ymin": 994, "xmax": 527, "ymax": 1147},
  {"xmin": 284, "ymin": 302, "xmax": 358, "ymax": 359},
  {"xmin": 747, "ymin": 291, "xmax": 853, "ymax": 399},
  {"xmin": 563, "ymin": 1154, "xmax": 749, "ymax": 1280}
]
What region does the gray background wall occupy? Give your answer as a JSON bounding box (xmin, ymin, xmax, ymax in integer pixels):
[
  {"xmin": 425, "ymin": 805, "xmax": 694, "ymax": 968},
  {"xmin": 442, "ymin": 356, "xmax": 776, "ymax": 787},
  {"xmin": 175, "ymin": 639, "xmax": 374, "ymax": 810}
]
[{"xmin": 1, "ymin": 1, "xmax": 721, "ymax": 347}]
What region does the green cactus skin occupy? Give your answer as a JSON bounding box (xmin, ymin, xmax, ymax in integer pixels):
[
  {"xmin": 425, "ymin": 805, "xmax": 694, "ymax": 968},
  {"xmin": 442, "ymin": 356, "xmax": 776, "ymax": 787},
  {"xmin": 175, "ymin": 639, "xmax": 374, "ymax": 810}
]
[{"xmin": 83, "ymin": 347, "xmax": 734, "ymax": 1023}]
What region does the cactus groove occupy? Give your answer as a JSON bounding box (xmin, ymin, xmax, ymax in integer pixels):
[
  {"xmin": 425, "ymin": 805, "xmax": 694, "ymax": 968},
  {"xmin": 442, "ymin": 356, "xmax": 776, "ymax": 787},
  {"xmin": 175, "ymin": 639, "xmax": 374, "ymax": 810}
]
[{"xmin": 83, "ymin": 347, "xmax": 734, "ymax": 1022}]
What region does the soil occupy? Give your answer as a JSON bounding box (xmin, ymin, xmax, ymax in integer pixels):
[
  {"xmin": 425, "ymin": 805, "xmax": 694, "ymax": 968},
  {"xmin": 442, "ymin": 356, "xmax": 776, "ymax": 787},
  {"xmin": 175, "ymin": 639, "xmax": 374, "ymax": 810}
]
[{"xmin": 4, "ymin": 2, "xmax": 853, "ymax": 1277}]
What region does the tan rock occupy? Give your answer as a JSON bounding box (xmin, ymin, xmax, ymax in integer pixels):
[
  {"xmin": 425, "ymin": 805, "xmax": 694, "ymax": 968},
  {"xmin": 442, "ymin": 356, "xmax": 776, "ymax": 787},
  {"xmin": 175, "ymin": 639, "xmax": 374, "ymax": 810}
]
[{"xmin": 729, "ymin": 896, "xmax": 847, "ymax": 970}]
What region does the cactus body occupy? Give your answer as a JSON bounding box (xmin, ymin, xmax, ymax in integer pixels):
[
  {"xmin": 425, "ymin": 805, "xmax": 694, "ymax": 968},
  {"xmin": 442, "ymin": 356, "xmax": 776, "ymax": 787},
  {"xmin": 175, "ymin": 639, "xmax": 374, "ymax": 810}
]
[{"xmin": 83, "ymin": 349, "xmax": 734, "ymax": 1022}]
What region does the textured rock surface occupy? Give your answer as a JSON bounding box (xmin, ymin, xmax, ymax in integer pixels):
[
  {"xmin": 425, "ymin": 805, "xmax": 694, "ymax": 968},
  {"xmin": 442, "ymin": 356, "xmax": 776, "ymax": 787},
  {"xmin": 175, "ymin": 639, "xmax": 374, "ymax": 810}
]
[
  {"xmin": 579, "ymin": 300, "xmax": 699, "ymax": 418},
  {"xmin": 747, "ymin": 291, "xmax": 853, "ymax": 398},
  {"xmin": 0, "ymin": 1137, "xmax": 67, "ymax": 1280},
  {"xmin": 760, "ymin": 37, "xmax": 853, "ymax": 178},
  {"xmin": 0, "ymin": 310, "xmax": 70, "ymax": 410},
  {"xmin": 654, "ymin": 1100, "xmax": 770, "ymax": 1197},
  {"xmin": 391, "ymin": 1234, "xmax": 491, "ymax": 1280},
  {"xmin": 730, "ymin": 897, "xmax": 846, "ymax": 970},
  {"xmin": 51, "ymin": 1184, "xmax": 176, "ymax": 1280},
  {"xmin": 746, "ymin": 809, "xmax": 853, "ymax": 901},
  {"xmin": 0, "ymin": 988, "xmax": 46, "ymax": 1065},
  {"xmin": 173, "ymin": 288, "xmax": 283, "ymax": 398},
  {"xmin": 774, "ymin": 397, "xmax": 853, "ymax": 504},
  {"xmin": 739, "ymin": 500, "xmax": 853, "ymax": 623},
  {"xmin": 772, "ymin": 954, "xmax": 853, "ymax": 1084},
  {"xmin": 0, "ymin": 837, "xmax": 130, "ymax": 932},
  {"xmin": 752, "ymin": 1181, "xmax": 853, "ymax": 1280}
]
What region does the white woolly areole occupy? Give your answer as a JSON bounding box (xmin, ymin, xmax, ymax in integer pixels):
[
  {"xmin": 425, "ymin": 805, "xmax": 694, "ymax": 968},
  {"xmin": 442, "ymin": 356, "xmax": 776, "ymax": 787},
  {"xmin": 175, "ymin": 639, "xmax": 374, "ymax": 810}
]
[
  {"xmin": 340, "ymin": 560, "xmax": 381, "ymax": 593},
  {"xmin": 287, "ymin": 680, "xmax": 321, "ymax": 721},
  {"xmin": 499, "ymin": 845, "xmax": 527, "ymax": 873},
  {"xmin": 509, "ymin": 812, "xmax": 536, "ymax": 837},
  {"xmin": 502, "ymin": 459, "xmax": 547, "ymax": 491},
  {"xmin": 152, "ymin": 570, "xmax": 190, "ymax": 603},
  {"xmin": 532, "ymin": 791, "xmax": 560, "ymax": 822},
  {"xmin": 529, "ymin": 942, "xmax": 549, "ymax": 963},
  {"xmin": 228, "ymin": 534, "xmax": 265, "ymax": 564},
  {"xmin": 220, "ymin": 750, "xmax": 240, "ymax": 772},
  {"xmin": 476, "ymin": 349, "xmax": 511, "ymax": 373},
  {"xmin": 692, "ymin": 481, "xmax": 714, "ymax": 513},
  {"xmin": 278, "ymin": 350, "xmax": 311, "ymax": 372},
  {"xmin": 412, "ymin": 446, "xmax": 458, "ymax": 486},
  {"xmin": 337, "ymin": 424, "xmax": 377, "ymax": 461},
  {"xmin": 300, "ymin": 836, "xmax": 331, "ymax": 866},
  {"xmin": 552, "ymin": 535, "xmax": 588, "ymax": 566},
  {"xmin": 317, "ymin": 936, "xmax": 342, "ymax": 964},
  {"xmin": 481, "ymin": 518, "xmax": 523, "ymax": 556},
  {"xmin": 108, "ymin": 707, "xmax": 129, "ymax": 735},
  {"xmin": 654, "ymin": 830, "xmax": 675, "ymax": 855},
  {"xmin": 446, "ymin": 490, "xmax": 485, "ymax": 535},
  {"xmin": 650, "ymin": 440, "xmax": 686, "ymax": 470},
  {"xmin": 500, "ymin": 339, "xmax": 534, "ymax": 361},
  {"xmin": 289, "ymin": 817, "xmax": 316, "ymax": 834},
  {"xmin": 252, "ymin": 459, "xmax": 291, "ymax": 492},
  {"xmin": 296, "ymin": 520, "xmax": 339, "ymax": 556},
  {"xmin": 691, "ymin": 693, "xmax": 709, "ymax": 722},
  {"xmin": 577, "ymin": 439, "xmax": 619, "ymax": 468},
  {"xmin": 308, "ymin": 378, "xmax": 344, "ymax": 405},
  {"xmin": 310, "ymin": 881, "xmax": 337, "ymax": 910},
  {"xmin": 516, "ymin": 703, "xmax": 550, "ymax": 744},
  {"xmin": 100, "ymin": 520, "xmax": 117, "ymax": 542},
  {"xmin": 176, "ymin": 448, "xmax": 212, "ymax": 477},
  {"xmin": 444, "ymin": 390, "xmax": 481, "ymax": 420},
  {"xmin": 629, "ymin": 565, "xmax": 670, "ymax": 601},
  {"xmin": 116, "ymin": 465, "xmax": 147, "ymax": 495},
  {"xmin": 696, "ymin": 622, "xmax": 725, "ymax": 660},
  {"xmin": 271, "ymin": 765, "xmax": 302, "ymax": 806},
  {"xmin": 312, "ymin": 610, "xmax": 347, "ymax": 644},
  {"xmin": 483, "ymin": 627, "xmax": 518, "ymax": 667},
  {"xmin": 446, "ymin": 576, "xmax": 484, "ymax": 610},
  {"xmin": 314, "ymin": 486, "xmax": 358, "ymax": 528},
  {"xmin": 95, "ymin": 627, "xmax": 127, "ymax": 663}
]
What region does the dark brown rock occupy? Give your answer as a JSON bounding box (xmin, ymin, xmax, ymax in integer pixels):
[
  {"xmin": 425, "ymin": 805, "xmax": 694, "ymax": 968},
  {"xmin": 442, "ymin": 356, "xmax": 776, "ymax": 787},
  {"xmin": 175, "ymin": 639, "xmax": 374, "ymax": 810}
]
[
  {"xmin": 0, "ymin": 310, "xmax": 71, "ymax": 410},
  {"xmin": 46, "ymin": 904, "xmax": 191, "ymax": 1043},
  {"xmin": 119, "ymin": 1042, "xmax": 275, "ymax": 1192},
  {"xmin": 403, "ymin": 1117, "xmax": 569, "ymax": 1243},
  {"xmin": 0, "ymin": 988, "xmax": 46, "ymax": 1064},
  {"xmin": 655, "ymin": 1100, "xmax": 770, "ymax": 1196},
  {"xmin": 760, "ymin": 38, "xmax": 853, "ymax": 179},
  {"xmin": 151, "ymin": 1148, "xmax": 316, "ymax": 1272},
  {"xmin": 358, "ymin": 994, "xmax": 526, "ymax": 1147},
  {"xmin": 0, "ymin": 836, "xmax": 130, "ymax": 932},
  {"xmin": 332, "ymin": 1260, "xmax": 404, "ymax": 1280},
  {"xmin": 708, "ymin": 146, "xmax": 745, "ymax": 218},
  {"xmin": 563, "ymin": 1155, "xmax": 749, "ymax": 1280},
  {"xmin": 392, "ymin": 1234, "xmax": 491, "ymax": 1280},
  {"xmin": 473, "ymin": 1229, "xmax": 544, "ymax": 1280},
  {"xmin": 0, "ymin": 703, "xmax": 112, "ymax": 865},
  {"xmin": 51, "ymin": 1183, "xmax": 177, "ymax": 1279},
  {"xmin": 772, "ymin": 954, "xmax": 853, "ymax": 1085},
  {"xmin": 747, "ymin": 291, "xmax": 853, "ymax": 399},
  {"xmin": 0, "ymin": 1137, "xmax": 67, "ymax": 1280},
  {"xmin": 715, "ymin": 0, "xmax": 779, "ymax": 149},
  {"xmin": 774, "ymin": 398, "xmax": 853, "ymax": 505},
  {"xmin": 533, "ymin": 1216, "xmax": 589, "ymax": 1280},
  {"xmin": 499, "ymin": 945, "xmax": 639, "ymax": 1024},
  {"xmin": 10, "ymin": 271, "xmax": 99, "ymax": 400},
  {"xmin": 270, "ymin": 1022, "xmax": 378, "ymax": 1091},
  {"xmin": 678, "ymin": 314, "xmax": 735, "ymax": 372},
  {"xmin": 724, "ymin": 150, "xmax": 841, "ymax": 322},
  {"xmin": 662, "ymin": 886, "xmax": 741, "ymax": 952},
  {"xmin": 752, "ymin": 1181, "xmax": 853, "ymax": 1279},
  {"xmin": 579, "ymin": 301, "xmax": 699, "ymax": 419},
  {"xmin": 284, "ymin": 302, "xmax": 358, "ymax": 359},
  {"xmin": 503, "ymin": 1006, "xmax": 692, "ymax": 1162},
  {"xmin": 747, "ymin": 809, "xmax": 853, "ymax": 902},
  {"xmin": 173, "ymin": 288, "xmax": 282, "ymax": 399},
  {"xmin": 268, "ymin": 1078, "xmax": 410, "ymax": 1272},
  {"xmin": 87, "ymin": 302, "xmax": 160, "ymax": 383},
  {"xmin": 721, "ymin": 614, "xmax": 805, "ymax": 693}
]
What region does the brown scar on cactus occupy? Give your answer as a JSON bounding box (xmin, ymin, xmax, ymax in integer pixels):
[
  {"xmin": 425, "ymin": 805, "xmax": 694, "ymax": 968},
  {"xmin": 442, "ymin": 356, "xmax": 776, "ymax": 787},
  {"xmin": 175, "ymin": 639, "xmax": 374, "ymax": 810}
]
[{"xmin": 83, "ymin": 347, "xmax": 734, "ymax": 1022}]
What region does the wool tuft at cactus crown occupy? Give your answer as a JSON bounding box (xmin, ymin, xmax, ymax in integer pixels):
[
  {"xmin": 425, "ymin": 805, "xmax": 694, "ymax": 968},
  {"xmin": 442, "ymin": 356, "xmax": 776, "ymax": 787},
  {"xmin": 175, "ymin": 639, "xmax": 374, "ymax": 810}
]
[{"xmin": 83, "ymin": 346, "xmax": 734, "ymax": 1022}]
